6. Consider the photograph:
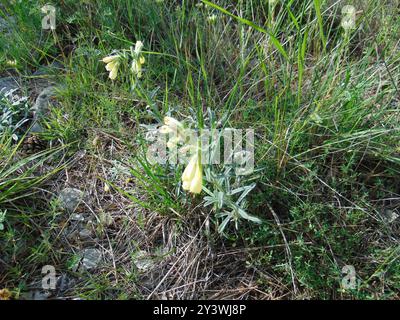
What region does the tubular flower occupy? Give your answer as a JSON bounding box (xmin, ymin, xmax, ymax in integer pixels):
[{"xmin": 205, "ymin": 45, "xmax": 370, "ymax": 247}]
[
  {"xmin": 102, "ymin": 54, "xmax": 121, "ymax": 80},
  {"xmin": 131, "ymin": 58, "xmax": 145, "ymax": 78},
  {"xmin": 182, "ymin": 154, "xmax": 203, "ymax": 194},
  {"xmin": 159, "ymin": 116, "xmax": 202, "ymax": 194},
  {"xmin": 131, "ymin": 41, "xmax": 145, "ymax": 78}
]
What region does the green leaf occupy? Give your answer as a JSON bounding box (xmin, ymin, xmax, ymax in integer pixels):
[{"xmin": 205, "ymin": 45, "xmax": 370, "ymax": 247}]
[
  {"xmin": 313, "ymin": 0, "xmax": 326, "ymax": 48},
  {"xmin": 237, "ymin": 207, "xmax": 262, "ymax": 224}
]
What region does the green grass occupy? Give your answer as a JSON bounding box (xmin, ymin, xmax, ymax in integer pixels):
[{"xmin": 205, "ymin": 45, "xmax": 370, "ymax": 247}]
[{"xmin": 0, "ymin": 0, "xmax": 399, "ymax": 299}]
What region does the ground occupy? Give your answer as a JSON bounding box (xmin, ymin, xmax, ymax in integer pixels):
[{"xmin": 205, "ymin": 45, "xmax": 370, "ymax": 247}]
[{"xmin": 0, "ymin": 0, "xmax": 399, "ymax": 300}]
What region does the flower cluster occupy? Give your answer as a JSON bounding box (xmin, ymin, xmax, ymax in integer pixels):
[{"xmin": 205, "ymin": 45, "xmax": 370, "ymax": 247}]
[
  {"xmin": 160, "ymin": 117, "xmax": 203, "ymax": 194},
  {"xmin": 101, "ymin": 40, "xmax": 145, "ymax": 81},
  {"xmin": 102, "ymin": 54, "xmax": 121, "ymax": 80},
  {"xmin": 130, "ymin": 41, "xmax": 145, "ymax": 79}
]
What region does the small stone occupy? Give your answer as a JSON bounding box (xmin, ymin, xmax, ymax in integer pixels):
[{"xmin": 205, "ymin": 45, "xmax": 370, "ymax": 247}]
[
  {"xmin": 0, "ymin": 77, "xmax": 19, "ymax": 94},
  {"xmin": 70, "ymin": 213, "xmax": 85, "ymax": 222},
  {"xmin": 0, "ymin": 15, "xmax": 16, "ymax": 36},
  {"xmin": 59, "ymin": 188, "xmax": 84, "ymax": 212},
  {"xmin": 31, "ymin": 86, "xmax": 57, "ymax": 133},
  {"xmin": 56, "ymin": 274, "xmax": 75, "ymax": 295},
  {"xmin": 79, "ymin": 228, "xmax": 92, "ymax": 240},
  {"xmin": 66, "ymin": 229, "xmax": 79, "ymax": 242},
  {"xmin": 24, "ymin": 290, "xmax": 52, "ymax": 300},
  {"xmin": 74, "ymin": 248, "xmax": 102, "ymax": 271}
]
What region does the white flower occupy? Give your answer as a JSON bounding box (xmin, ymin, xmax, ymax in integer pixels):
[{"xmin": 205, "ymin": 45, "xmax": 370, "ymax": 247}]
[{"xmin": 341, "ymin": 19, "xmax": 355, "ymax": 31}]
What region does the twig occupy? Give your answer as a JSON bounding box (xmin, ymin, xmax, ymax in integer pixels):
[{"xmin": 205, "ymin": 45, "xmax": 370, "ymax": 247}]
[{"xmin": 266, "ymin": 202, "xmax": 298, "ymax": 295}]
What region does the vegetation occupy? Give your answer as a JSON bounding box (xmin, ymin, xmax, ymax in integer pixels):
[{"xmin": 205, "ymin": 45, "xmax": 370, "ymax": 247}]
[{"xmin": 0, "ymin": 0, "xmax": 399, "ymax": 300}]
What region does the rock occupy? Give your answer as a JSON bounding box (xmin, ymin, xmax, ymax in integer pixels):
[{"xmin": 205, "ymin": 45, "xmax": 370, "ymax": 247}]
[
  {"xmin": 0, "ymin": 15, "xmax": 15, "ymax": 36},
  {"xmin": 23, "ymin": 290, "xmax": 52, "ymax": 300},
  {"xmin": 66, "ymin": 229, "xmax": 79, "ymax": 242},
  {"xmin": 78, "ymin": 228, "xmax": 92, "ymax": 240},
  {"xmin": 74, "ymin": 248, "xmax": 102, "ymax": 271},
  {"xmin": 0, "ymin": 77, "xmax": 19, "ymax": 98},
  {"xmin": 56, "ymin": 274, "xmax": 75, "ymax": 296},
  {"xmin": 31, "ymin": 86, "xmax": 57, "ymax": 133},
  {"xmin": 59, "ymin": 188, "xmax": 84, "ymax": 212},
  {"xmin": 70, "ymin": 213, "xmax": 85, "ymax": 222}
]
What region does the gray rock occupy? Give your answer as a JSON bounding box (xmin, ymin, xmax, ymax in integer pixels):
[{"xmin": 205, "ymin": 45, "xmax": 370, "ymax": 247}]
[
  {"xmin": 59, "ymin": 188, "xmax": 84, "ymax": 212},
  {"xmin": 23, "ymin": 290, "xmax": 52, "ymax": 300},
  {"xmin": 0, "ymin": 77, "xmax": 19, "ymax": 95},
  {"xmin": 56, "ymin": 274, "xmax": 75, "ymax": 295},
  {"xmin": 74, "ymin": 248, "xmax": 102, "ymax": 271},
  {"xmin": 66, "ymin": 229, "xmax": 79, "ymax": 242},
  {"xmin": 31, "ymin": 86, "xmax": 57, "ymax": 133},
  {"xmin": 79, "ymin": 228, "xmax": 92, "ymax": 240},
  {"xmin": 0, "ymin": 15, "xmax": 15, "ymax": 36},
  {"xmin": 70, "ymin": 213, "xmax": 85, "ymax": 222}
]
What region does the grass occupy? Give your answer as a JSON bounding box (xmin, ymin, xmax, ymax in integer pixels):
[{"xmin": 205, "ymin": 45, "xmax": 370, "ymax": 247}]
[{"xmin": 0, "ymin": 0, "xmax": 399, "ymax": 299}]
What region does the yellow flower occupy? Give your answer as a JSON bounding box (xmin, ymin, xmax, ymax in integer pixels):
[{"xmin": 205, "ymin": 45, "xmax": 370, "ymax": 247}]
[
  {"xmin": 130, "ymin": 41, "xmax": 145, "ymax": 79},
  {"xmin": 131, "ymin": 59, "xmax": 144, "ymax": 78},
  {"xmin": 182, "ymin": 154, "xmax": 203, "ymax": 194},
  {"xmin": 6, "ymin": 60, "xmax": 17, "ymax": 67},
  {"xmin": 0, "ymin": 288, "xmax": 12, "ymax": 300},
  {"xmin": 207, "ymin": 14, "xmax": 217, "ymax": 23},
  {"xmin": 159, "ymin": 115, "xmax": 202, "ymax": 194},
  {"xmin": 102, "ymin": 55, "xmax": 119, "ymax": 64},
  {"xmin": 102, "ymin": 54, "xmax": 120, "ymax": 80}
]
